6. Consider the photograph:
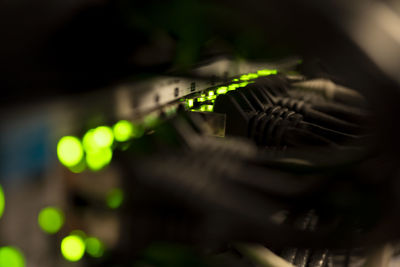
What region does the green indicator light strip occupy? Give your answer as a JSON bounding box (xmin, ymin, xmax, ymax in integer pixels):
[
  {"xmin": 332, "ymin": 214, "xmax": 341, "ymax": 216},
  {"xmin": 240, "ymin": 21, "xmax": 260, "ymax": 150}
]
[
  {"xmin": 257, "ymin": 69, "xmax": 278, "ymax": 76},
  {"xmin": 187, "ymin": 99, "xmax": 194, "ymax": 108},
  {"xmin": 197, "ymin": 97, "xmax": 206, "ymax": 102}
]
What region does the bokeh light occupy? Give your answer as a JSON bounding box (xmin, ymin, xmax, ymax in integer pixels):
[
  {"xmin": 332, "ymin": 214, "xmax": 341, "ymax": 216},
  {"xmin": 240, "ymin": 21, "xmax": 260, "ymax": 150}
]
[
  {"xmin": 61, "ymin": 235, "xmax": 85, "ymax": 262},
  {"xmin": 113, "ymin": 120, "xmax": 133, "ymax": 142},
  {"xmin": 92, "ymin": 126, "xmax": 114, "ymax": 148},
  {"xmin": 38, "ymin": 206, "xmax": 64, "ymax": 234},
  {"xmin": 0, "ymin": 246, "xmax": 25, "ymax": 267},
  {"xmin": 85, "ymin": 237, "xmax": 105, "ymax": 258},
  {"xmin": 57, "ymin": 136, "xmax": 84, "ymax": 167},
  {"xmin": 0, "ymin": 185, "xmax": 4, "ymax": 219},
  {"xmin": 86, "ymin": 147, "xmax": 112, "ymax": 171},
  {"xmin": 106, "ymin": 188, "xmax": 124, "ymax": 209}
]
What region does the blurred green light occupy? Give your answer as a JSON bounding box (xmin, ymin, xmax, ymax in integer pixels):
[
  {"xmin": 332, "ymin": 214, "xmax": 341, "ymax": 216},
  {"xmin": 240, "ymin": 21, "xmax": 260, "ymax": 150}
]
[
  {"xmin": 248, "ymin": 73, "xmax": 258, "ymax": 79},
  {"xmin": 93, "ymin": 126, "xmax": 114, "ymax": 148},
  {"xmin": 187, "ymin": 99, "xmax": 194, "ymax": 108},
  {"xmin": 86, "ymin": 147, "xmax": 112, "ymax": 171},
  {"xmin": 57, "ymin": 136, "xmax": 84, "ymax": 167},
  {"xmin": 85, "ymin": 237, "xmax": 105, "ymax": 258},
  {"xmin": 228, "ymin": 84, "xmax": 239, "ymax": 91},
  {"xmin": 240, "ymin": 74, "xmax": 250, "ymax": 81},
  {"xmin": 38, "ymin": 206, "xmax": 64, "ymax": 234},
  {"xmin": 0, "ymin": 185, "xmax": 4, "ymax": 219},
  {"xmin": 82, "ymin": 130, "xmax": 96, "ymax": 152},
  {"xmin": 232, "ymin": 78, "xmax": 239, "ymax": 82},
  {"xmin": 61, "ymin": 235, "xmax": 85, "ymax": 262},
  {"xmin": 106, "ymin": 188, "xmax": 124, "ymax": 209},
  {"xmin": 257, "ymin": 69, "xmax": 277, "ymax": 76},
  {"xmin": 113, "ymin": 120, "xmax": 133, "ymax": 142},
  {"xmin": 207, "ymin": 95, "xmax": 216, "ymax": 101},
  {"xmin": 216, "ymin": 87, "xmax": 227, "ymax": 94},
  {"xmin": 239, "ymin": 82, "xmax": 249, "ymax": 87},
  {"xmin": 208, "ymin": 91, "xmax": 214, "ymax": 96},
  {"xmin": 0, "ymin": 246, "xmax": 25, "ymax": 267},
  {"xmin": 197, "ymin": 97, "xmax": 206, "ymax": 102}
]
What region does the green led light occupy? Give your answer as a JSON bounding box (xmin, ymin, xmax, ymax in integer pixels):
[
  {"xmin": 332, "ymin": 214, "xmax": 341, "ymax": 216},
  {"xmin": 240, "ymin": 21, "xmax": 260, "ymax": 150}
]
[
  {"xmin": 197, "ymin": 97, "xmax": 206, "ymax": 102},
  {"xmin": 240, "ymin": 74, "xmax": 250, "ymax": 81},
  {"xmin": 61, "ymin": 235, "xmax": 85, "ymax": 262},
  {"xmin": 248, "ymin": 73, "xmax": 258, "ymax": 79},
  {"xmin": 85, "ymin": 237, "xmax": 105, "ymax": 258},
  {"xmin": 0, "ymin": 246, "xmax": 25, "ymax": 267},
  {"xmin": 187, "ymin": 99, "xmax": 194, "ymax": 108},
  {"xmin": 113, "ymin": 120, "xmax": 133, "ymax": 142},
  {"xmin": 228, "ymin": 84, "xmax": 239, "ymax": 91},
  {"xmin": 0, "ymin": 185, "xmax": 4, "ymax": 219},
  {"xmin": 207, "ymin": 95, "xmax": 216, "ymax": 101},
  {"xmin": 92, "ymin": 126, "xmax": 114, "ymax": 148},
  {"xmin": 38, "ymin": 206, "xmax": 64, "ymax": 234},
  {"xmin": 216, "ymin": 87, "xmax": 228, "ymax": 94},
  {"xmin": 208, "ymin": 91, "xmax": 214, "ymax": 96},
  {"xmin": 106, "ymin": 188, "xmax": 124, "ymax": 209},
  {"xmin": 57, "ymin": 136, "xmax": 84, "ymax": 167},
  {"xmin": 199, "ymin": 105, "xmax": 214, "ymax": 112},
  {"xmin": 205, "ymin": 105, "xmax": 213, "ymax": 112},
  {"xmin": 232, "ymin": 78, "xmax": 239, "ymax": 82},
  {"xmin": 86, "ymin": 147, "xmax": 112, "ymax": 171},
  {"xmin": 239, "ymin": 82, "xmax": 249, "ymax": 87},
  {"xmin": 257, "ymin": 69, "xmax": 277, "ymax": 76}
]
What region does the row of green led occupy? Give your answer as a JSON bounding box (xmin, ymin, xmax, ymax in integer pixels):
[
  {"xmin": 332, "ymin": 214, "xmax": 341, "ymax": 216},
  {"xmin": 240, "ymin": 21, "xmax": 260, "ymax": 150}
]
[
  {"xmin": 186, "ymin": 69, "xmax": 277, "ymax": 111},
  {"xmin": 57, "ymin": 120, "xmax": 144, "ymax": 172}
]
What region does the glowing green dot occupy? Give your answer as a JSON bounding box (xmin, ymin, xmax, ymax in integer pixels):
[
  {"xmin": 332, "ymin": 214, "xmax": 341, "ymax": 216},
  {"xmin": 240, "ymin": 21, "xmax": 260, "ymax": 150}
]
[
  {"xmin": 208, "ymin": 91, "xmax": 214, "ymax": 96},
  {"xmin": 113, "ymin": 120, "xmax": 133, "ymax": 142},
  {"xmin": 0, "ymin": 185, "xmax": 4, "ymax": 219},
  {"xmin": 57, "ymin": 136, "xmax": 84, "ymax": 167},
  {"xmin": 0, "ymin": 246, "xmax": 25, "ymax": 267},
  {"xmin": 86, "ymin": 147, "xmax": 112, "ymax": 171},
  {"xmin": 216, "ymin": 87, "xmax": 228, "ymax": 94},
  {"xmin": 85, "ymin": 237, "xmax": 105, "ymax": 258},
  {"xmin": 205, "ymin": 105, "xmax": 213, "ymax": 112},
  {"xmin": 106, "ymin": 188, "xmax": 123, "ymax": 209},
  {"xmin": 92, "ymin": 126, "xmax": 114, "ymax": 148},
  {"xmin": 239, "ymin": 82, "xmax": 249, "ymax": 87},
  {"xmin": 207, "ymin": 95, "xmax": 216, "ymax": 101},
  {"xmin": 197, "ymin": 97, "xmax": 206, "ymax": 102},
  {"xmin": 38, "ymin": 207, "xmax": 64, "ymax": 234},
  {"xmin": 232, "ymin": 78, "xmax": 239, "ymax": 82},
  {"xmin": 187, "ymin": 99, "xmax": 194, "ymax": 108},
  {"xmin": 61, "ymin": 235, "xmax": 85, "ymax": 262}
]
